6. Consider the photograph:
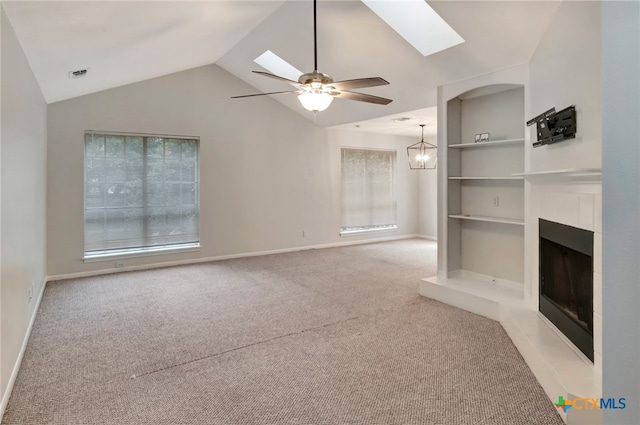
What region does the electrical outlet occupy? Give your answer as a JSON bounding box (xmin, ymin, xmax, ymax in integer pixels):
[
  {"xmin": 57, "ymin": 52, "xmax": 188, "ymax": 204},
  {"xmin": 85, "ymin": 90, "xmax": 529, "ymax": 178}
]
[
  {"xmin": 28, "ymin": 283, "xmax": 34, "ymax": 302},
  {"xmin": 492, "ymin": 196, "xmax": 500, "ymax": 207},
  {"xmin": 115, "ymin": 262, "xmax": 125, "ymax": 268}
]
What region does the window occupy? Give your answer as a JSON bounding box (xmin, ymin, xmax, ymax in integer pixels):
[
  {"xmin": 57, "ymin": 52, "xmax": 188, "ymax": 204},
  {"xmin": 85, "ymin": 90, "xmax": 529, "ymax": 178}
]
[
  {"xmin": 340, "ymin": 148, "xmax": 397, "ymax": 235},
  {"xmin": 84, "ymin": 132, "xmax": 199, "ymax": 258}
]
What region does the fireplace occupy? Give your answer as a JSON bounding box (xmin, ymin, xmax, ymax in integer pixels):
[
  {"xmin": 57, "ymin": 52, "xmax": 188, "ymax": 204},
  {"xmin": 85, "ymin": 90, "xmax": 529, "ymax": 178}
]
[{"xmin": 539, "ymin": 219, "xmax": 594, "ymax": 361}]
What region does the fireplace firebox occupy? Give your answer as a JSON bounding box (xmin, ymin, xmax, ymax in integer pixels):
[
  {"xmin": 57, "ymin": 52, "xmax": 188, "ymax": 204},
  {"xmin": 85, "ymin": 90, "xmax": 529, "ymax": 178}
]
[{"xmin": 539, "ymin": 219, "xmax": 594, "ymax": 361}]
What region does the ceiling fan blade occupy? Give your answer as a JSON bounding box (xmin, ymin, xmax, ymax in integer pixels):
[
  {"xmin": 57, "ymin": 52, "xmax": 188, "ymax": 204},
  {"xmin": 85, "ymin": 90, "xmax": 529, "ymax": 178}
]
[
  {"xmin": 252, "ymin": 71, "xmax": 302, "ymax": 87},
  {"xmin": 336, "ymin": 91, "xmax": 393, "ymax": 105},
  {"xmin": 330, "ymin": 77, "xmax": 389, "ymax": 91},
  {"xmin": 231, "ymin": 90, "xmax": 301, "ymax": 99}
]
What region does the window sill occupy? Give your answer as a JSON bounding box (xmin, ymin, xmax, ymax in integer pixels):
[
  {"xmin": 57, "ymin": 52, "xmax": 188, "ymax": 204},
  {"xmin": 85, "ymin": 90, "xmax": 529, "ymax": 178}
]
[
  {"xmin": 83, "ymin": 243, "xmax": 200, "ymax": 263},
  {"xmin": 339, "ymin": 225, "xmax": 398, "ymax": 237}
]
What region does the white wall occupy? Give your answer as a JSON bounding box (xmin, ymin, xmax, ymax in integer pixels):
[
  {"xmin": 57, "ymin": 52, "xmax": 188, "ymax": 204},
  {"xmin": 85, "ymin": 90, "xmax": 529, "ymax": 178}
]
[
  {"xmin": 528, "ymin": 0, "xmax": 601, "ymax": 173},
  {"xmin": 417, "ymin": 171, "xmax": 437, "ymax": 239},
  {"xmin": 0, "ymin": 6, "xmax": 47, "ymax": 411},
  {"xmin": 601, "ymin": 1, "xmax": 640, "ymax": 424},
  {"xmin": 46, "ymin": 64, "xmax": 418, "ymax": 277}
]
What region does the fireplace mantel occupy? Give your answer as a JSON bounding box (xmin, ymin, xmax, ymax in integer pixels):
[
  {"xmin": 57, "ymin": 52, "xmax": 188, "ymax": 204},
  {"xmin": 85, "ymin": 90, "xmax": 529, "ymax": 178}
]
[
  {"xmin": 523, "ymin": 170, "xmax": 602, "ymax": 187},
  {"xmin": 514, "ymin": 168, "xmax": 601, "ymax": 183}
]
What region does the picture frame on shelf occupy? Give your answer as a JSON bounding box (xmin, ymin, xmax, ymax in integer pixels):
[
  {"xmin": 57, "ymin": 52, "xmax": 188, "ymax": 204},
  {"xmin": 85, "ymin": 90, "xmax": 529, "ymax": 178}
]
[{"xmin": 479, "ymin": 132, "xmax": 490, "ymax": 143}]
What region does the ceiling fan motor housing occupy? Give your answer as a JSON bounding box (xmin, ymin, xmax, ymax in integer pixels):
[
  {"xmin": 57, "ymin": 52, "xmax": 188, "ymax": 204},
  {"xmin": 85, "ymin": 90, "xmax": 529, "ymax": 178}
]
[{"xmin": 298, "ymin": 71, "xmax": 333, "ymax": 86}]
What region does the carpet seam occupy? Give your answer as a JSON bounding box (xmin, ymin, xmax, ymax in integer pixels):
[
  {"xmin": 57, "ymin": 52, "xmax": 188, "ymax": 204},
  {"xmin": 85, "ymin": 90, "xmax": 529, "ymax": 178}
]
[{"xmin": 132, "ymin": 316, "xmax": 360, "ymax": 379}]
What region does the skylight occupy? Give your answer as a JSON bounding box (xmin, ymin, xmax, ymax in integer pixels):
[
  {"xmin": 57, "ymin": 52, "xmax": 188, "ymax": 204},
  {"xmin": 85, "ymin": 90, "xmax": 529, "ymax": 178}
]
[
  {"xmin": 253, "ymin": 50, "xmax": 303, "ymax": 82},
  {"xmin": 361, "ymin": 0, "xmax": 464, "ymax": 57}
]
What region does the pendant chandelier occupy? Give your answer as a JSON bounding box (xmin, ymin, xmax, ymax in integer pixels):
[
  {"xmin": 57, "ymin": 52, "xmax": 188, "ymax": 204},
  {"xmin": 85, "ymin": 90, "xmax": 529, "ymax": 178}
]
[{"xmin": 407, "ymin": 124, "xmax": 437, "ymax": 169}]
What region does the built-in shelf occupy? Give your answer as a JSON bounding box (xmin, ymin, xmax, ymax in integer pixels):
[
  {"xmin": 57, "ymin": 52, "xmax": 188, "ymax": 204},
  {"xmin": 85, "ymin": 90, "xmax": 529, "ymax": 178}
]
[
  {"xmin": 444, "ymin": 86, "xmax": 526, "ymax": 294},
  {"xmin": 448, "ymin": 176, "xmax": 524, "ymax": 180},
  {"xmin": 448, "ymin": 214, "xmax": 524, "ymax": 226},
  {"xmin": 512, "ymin": 168, "xmax": 601, "ymax": 182},
  {"xmin": 448, "ymin": 138, "xmax": 525, "ymax": 149}
]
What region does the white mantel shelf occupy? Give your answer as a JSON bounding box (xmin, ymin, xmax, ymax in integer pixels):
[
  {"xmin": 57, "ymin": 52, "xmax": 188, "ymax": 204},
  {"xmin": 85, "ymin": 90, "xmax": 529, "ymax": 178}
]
[{"xmin": 512, "ymin": 168, "xmax": 602, "ymax": 183}]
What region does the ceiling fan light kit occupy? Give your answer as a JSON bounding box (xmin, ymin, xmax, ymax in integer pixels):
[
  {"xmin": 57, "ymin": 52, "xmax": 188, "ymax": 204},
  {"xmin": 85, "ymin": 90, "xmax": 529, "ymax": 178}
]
[
  {"xmin": 298, "ymin": 91, "xmax": 333, "ymax": 112},
  {"xmin": 407, "ymin": 124, "xmax": 437, "ymax": 169},
  {"xmin": 232, "ymin": 0, "xmax": 392, "ymax": 113},
  {"xmin": 297, "ymin": 71, "xmax": 334, "ymax": 112}
]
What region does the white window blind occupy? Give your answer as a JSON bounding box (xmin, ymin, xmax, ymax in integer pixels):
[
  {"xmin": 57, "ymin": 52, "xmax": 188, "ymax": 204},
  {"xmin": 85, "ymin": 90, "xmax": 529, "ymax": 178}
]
[
  {"xmin": 84, "ymin": 132, "xmax": 199, "ymax": 255},
  {"xmin": 341, "ymin": 148, "xmax": 397, "ymax": 231}
]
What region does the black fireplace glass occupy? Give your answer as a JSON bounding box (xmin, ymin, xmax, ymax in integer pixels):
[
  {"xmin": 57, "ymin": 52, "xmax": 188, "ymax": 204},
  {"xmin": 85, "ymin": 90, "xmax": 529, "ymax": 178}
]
[
  {"xmin": 539, "ymin": 218, "xmax": 594, "ymax": 361},
  {"xmin": 540, "ymin": 237, "xmax": 593, "ymax": 333}
]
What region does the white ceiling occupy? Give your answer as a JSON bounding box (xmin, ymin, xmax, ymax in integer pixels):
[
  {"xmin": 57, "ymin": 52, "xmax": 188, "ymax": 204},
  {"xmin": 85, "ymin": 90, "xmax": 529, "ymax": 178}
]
[
  {"xmin": 2, "ymin": 1, "xmax": 286, "ymax": 103},
  {"xmin": 2, "ymin": 0, "xmax": 562, "ymax": 134},
  {"xmin": 332, "ymin": 106, "xmax": 438, "ymax": 141}
]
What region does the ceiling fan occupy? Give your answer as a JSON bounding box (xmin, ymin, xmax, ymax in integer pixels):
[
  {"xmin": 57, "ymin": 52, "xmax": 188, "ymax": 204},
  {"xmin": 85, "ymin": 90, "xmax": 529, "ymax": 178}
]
[{"xmin": 231, "ymin": 0, "xmax": 392, "ymax": 112}]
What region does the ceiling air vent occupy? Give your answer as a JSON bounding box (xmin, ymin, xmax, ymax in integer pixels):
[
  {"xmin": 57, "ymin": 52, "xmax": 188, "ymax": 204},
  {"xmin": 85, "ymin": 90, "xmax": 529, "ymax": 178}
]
[{"xmin": 69, "ymin": 69, "xmax": 88, "ymax": 79}]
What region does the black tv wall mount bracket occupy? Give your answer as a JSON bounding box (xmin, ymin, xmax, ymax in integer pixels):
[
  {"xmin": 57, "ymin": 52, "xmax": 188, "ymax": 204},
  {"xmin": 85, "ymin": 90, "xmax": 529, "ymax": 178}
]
[{"xmin": 527, "ymin": 105, "xmax": 577, "ymax": 147}]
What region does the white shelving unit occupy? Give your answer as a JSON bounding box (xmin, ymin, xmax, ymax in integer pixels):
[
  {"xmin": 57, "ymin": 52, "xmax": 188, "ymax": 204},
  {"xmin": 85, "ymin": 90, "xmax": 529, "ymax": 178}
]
[
  {"xmin": 447, "ymin": 214, "xmax": 524, "ymax": 226},
  {"xmin": 423, "ymin": 68, "xmax": 531, "ymax": 320},
  {"xmin": 443, "ymin": 84, "xmax": 526, "ymax": 286}
]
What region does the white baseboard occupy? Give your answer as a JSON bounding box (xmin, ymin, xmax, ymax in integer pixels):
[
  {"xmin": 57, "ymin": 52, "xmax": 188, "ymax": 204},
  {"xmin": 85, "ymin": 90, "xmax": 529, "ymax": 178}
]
[
  {"xmin": 416, "ymin": 234, "xmax": 437, "ymax": 241},
  {"xmin": 47, "ymin": 234, "xmax": 424, "ymax": 282},
  {"xmin": 0, "ymin": 278, "xmax": 47, "ymax": 419}
]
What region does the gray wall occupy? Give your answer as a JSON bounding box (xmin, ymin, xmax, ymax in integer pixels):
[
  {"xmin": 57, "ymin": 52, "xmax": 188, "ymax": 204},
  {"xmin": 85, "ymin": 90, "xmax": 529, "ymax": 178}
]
[
  {"xmin": 602, "ymin": 2, "xmax": 640, "ymax": 423},
  {"xmin": 528, "ymin": 0, "xmax": 601, "ymax": 173},
  {"xmin": 0, "ymin": 6, "xmax": 48, "ymax": 408},
  {"xmin": 46, "ymin": 64, "xmax": 419, "ymax": 276}
]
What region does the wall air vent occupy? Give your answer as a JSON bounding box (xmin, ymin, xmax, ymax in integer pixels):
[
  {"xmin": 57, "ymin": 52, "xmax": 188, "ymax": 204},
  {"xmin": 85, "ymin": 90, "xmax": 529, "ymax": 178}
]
[{"xmin": 69, "ymin": 69, "xmax": 88, "ymax": 79}]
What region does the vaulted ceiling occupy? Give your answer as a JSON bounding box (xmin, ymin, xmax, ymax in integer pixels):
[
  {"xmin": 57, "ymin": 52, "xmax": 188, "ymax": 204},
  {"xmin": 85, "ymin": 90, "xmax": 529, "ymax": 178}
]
[{"xmin": 2, "ymin": 0, "xmax": 562, "ymax": 133}]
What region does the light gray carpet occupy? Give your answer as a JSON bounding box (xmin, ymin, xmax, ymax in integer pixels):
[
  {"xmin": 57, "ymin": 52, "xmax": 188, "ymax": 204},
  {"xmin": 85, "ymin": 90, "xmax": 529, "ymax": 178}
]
[{"xmin": 3, "ymin": 239, "xmax": 563, "ymax": 425}]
